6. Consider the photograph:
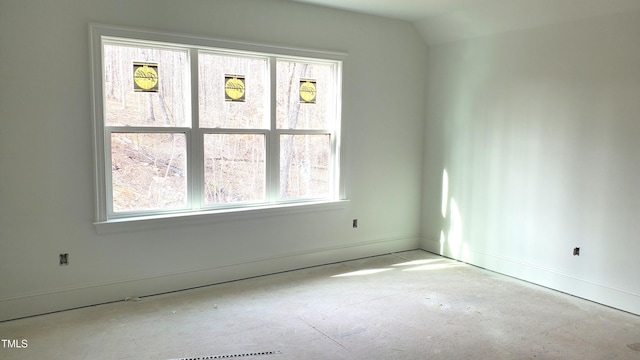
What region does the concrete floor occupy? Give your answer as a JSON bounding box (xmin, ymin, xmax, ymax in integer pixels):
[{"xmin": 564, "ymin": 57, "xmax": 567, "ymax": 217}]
[{"xmin": 1, "ymin": 250, "xmax": 639, "ymax": 359}]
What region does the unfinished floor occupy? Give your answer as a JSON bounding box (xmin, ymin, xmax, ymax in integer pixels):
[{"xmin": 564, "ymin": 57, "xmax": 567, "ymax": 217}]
[{"xmin": 1, "ymin": 250, "xmax": 639, "ymax": 359}]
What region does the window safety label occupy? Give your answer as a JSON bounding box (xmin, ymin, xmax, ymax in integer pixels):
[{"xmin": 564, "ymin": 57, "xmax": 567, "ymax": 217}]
[
  {"xmin": 225, "ymin": 75, "xmax": 246, "ymax": 102},
  {"xmin": 299, "ymin": 79, "xmax": 317, "ymax": 104},
  {"xmin": 133, "ymin": 62, "xmax": 159, "ymax": 92}
]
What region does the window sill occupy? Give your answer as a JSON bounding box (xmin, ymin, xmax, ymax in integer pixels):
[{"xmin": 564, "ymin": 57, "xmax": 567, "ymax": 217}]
[{"xmin": 94, "ymin": 200, "xmax": 349, "ymax": 234}]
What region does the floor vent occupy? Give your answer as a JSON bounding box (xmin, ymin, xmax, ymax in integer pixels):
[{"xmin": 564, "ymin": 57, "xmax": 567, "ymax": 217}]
[{"xmin": 170, "ymin": 351, "xmax": 281, "ymax": 360}]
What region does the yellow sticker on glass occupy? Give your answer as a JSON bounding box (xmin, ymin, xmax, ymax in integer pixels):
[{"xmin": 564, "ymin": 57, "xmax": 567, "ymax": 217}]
[
  {"xmin": 300, "ymin": 79, "xmax": 317, "ymax": 104},
  {"xmin": 225, "ymin": 75, "xmax": 246, "ymax": 102},
  {"xmin": 133, "ymin": 62, "xmax": 159, "ymax": 92}
]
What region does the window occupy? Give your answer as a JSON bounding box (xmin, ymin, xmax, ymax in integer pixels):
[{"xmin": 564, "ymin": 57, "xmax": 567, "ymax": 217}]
[{"xmin": 90, "ymin": 25, "xmax": 344, "ymax": 222}]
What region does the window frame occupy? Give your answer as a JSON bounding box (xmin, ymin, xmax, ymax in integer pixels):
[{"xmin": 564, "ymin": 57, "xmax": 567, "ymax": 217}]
[{"xmin": 90, "ymin": 24, "xmax": 346, "ymax": 225}]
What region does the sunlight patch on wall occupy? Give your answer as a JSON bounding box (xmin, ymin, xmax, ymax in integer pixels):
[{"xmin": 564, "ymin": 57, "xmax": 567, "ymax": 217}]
[
  {"xmin": 448, "ymin": 198, "xmax": 463, "ymax": 259},
  {"xmin": 441, "ymin": 169, "xmax": 449, "ymax": 218}
]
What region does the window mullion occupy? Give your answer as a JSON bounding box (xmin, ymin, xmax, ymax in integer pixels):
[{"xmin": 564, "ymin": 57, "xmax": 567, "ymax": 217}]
[
  {"xmin": 104, "ymin": 127, "xmax": 114, "ymax": 218},
  {"xmin": 190, "ymin": 48, "xmax": 202, "ymax": 211},
  {"xmin": 267, "ymin": 56, "xmax": 278, "ymax": 203},
  {"xmin": 331, "ymin": 63, "xmax": 342, "ymax": 201}
]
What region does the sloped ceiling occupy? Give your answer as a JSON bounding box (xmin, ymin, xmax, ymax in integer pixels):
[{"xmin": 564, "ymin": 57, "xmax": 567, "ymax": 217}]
[{"xmin": 289, "ymin": 0, "xmax": 640, "ymax": 44}]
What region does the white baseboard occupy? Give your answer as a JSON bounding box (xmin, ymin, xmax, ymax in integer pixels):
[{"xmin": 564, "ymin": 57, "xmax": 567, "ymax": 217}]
[
  {"xmin": 0, "ymin": 236, "xmax": 420, "ymax": 322},
  {"xmin": 420, "ymin": 237, "xmax": 640, "ymax": 316}
]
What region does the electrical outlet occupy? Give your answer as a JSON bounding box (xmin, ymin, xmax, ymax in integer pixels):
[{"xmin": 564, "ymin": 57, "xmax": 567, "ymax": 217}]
[
  {"xmin": 573, "ymin": 247, "xmax": 580, "ymax": 256},
  {"xmin": 352, "ymin": 219, "xmax": 358, "ymax": 228},
  {"xmin": 59, "ymin": 253, "xmax": 69, "ymax": 265}
]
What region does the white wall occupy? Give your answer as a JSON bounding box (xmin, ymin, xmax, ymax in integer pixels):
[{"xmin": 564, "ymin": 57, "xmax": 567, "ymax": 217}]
[
  {"xmin": 0, "ymin": 0, "xmax": 427, "ymax": 321},
  {"xmin": 422, "ymin": 10, "xmax": 640, "ymax": 315}
]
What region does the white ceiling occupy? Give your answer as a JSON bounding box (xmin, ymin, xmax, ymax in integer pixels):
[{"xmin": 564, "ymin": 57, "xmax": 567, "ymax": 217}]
[{"xmin": 289, "ymin": 0, "xmax": 640, "ymax": 44}]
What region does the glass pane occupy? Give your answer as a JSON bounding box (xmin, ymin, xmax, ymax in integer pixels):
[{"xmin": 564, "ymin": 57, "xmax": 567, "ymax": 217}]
[
  {"xmin": 111, "ymin": 133, "xmax": 187, "ymax": 212},
  {"xmin": 199, "ymin": 53, "xmax": 268, "ymax": 128},
  {"xmin": 103, "ymin": 43, "xmax": 189, "ymax": 127},
  {"xmin": 277, "ymin": 60, "xmax": 335, "ymax": 129},
  {"xmin": 280, "ymin": 134, "xmax": 331, "ymax": 199},
  {"xmin": 204, "ymin": 134, "xmax": 265, "ymax": 204}
]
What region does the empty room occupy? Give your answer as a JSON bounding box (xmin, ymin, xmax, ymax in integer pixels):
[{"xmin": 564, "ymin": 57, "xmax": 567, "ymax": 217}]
[{"xmin": 1, "ymin": 0, "xmax": 639, "ymax": 359}]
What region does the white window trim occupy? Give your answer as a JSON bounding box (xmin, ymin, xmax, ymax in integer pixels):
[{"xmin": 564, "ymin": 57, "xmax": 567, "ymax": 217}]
[
  {"xmin": 89, "ymin": 24, "xmax": 347, "ymax": 230},
  {"xmin": 93, "ymin": 200, "xmax": 350, "ymax": 234}
]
